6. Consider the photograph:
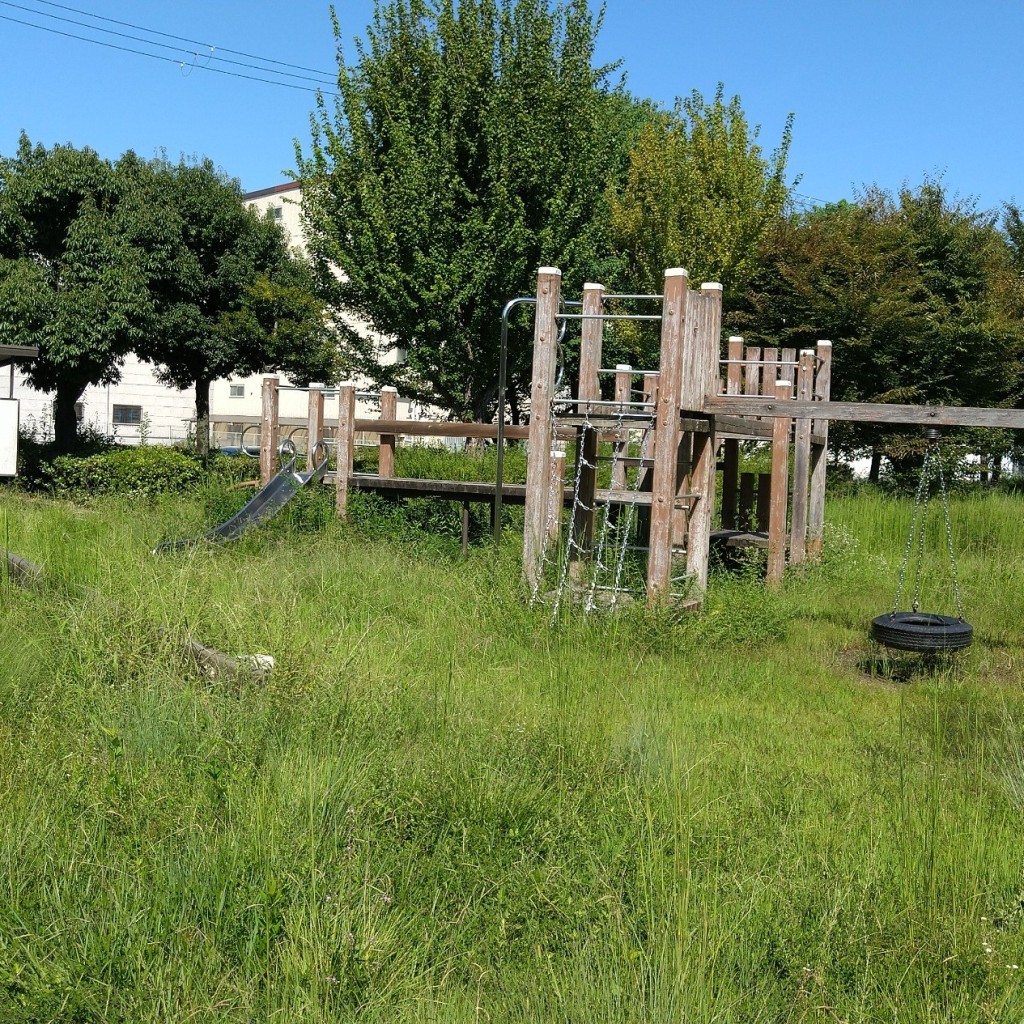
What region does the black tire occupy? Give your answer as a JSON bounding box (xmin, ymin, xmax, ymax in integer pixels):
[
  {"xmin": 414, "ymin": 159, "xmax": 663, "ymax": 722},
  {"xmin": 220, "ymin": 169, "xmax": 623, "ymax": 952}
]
[{"xmin": 870, "ymin": 611, "xmax": 973, "ymax": 653}]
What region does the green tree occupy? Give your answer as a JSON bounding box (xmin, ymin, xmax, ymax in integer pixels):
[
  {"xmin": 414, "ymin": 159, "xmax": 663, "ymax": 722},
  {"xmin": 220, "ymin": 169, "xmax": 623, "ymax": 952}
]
[
  {"xmin": 138, "ymin": 159, "xmax": 338, "ymax": 455},
  {"xmin": 0, "ymin": 136, "xmax": 155, "ymax": 449},
  {"xmin": 607, "ymin": 86, "xmax": 792, "ymax": 364},
  {"xmin": 740, "ymin": 182, "xmax": 1024, "ymax": 477},
  {"xmin": 298, "ymin": 0, "xmax": 628, "ymax": 421}
]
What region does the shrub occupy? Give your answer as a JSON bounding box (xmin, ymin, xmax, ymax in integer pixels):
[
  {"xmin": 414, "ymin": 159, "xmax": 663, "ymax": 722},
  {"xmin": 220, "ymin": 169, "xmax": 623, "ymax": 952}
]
[{"xmin": 50, "ymin": 446, "xmax": 205, "ymax": 498}]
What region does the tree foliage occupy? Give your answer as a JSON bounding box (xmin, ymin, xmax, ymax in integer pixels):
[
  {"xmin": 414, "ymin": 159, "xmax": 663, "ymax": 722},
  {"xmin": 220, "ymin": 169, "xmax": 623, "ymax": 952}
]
[
  {"xmin": 739, "ymin": 182, "xmax": 1024, "ymax": 471},
  {"xmin": 298, "ymin": 0, "xmax": 630, "ymax": 420},
  {"xmin": 606, "ymin": 86, "xmax": 792, "ymax": 363},
  {"xmin": 0, "ymin": 135, "xmax": 155, "ymax": 448},
  {"xmin": 138, "ymin": 159, "xmax": 338, "ymax": 454}
]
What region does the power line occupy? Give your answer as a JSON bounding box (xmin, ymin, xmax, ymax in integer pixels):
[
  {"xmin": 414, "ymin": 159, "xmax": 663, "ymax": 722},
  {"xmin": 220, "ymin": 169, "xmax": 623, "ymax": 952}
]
[
  {"xmin": 25, "ymin": 0, "xmax": 336, "ymax": 78},
  {"xmin": 0, "ymin": 12, "xmax": 337, "ymax": 95},
  {"xmin": 0, "ymin": 0, "xmax": 336, "ymax": 87}
]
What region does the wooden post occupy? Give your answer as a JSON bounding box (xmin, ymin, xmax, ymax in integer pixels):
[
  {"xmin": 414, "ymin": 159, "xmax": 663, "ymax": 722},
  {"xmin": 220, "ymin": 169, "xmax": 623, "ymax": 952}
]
[
  {"xmin": 767, "ymin": 379, "xmax": 793, "ymax": 585},
  {"xmin": 726, "ymin": 337, "xmax": 743, "ymax": 395},
  {"xmin": 647, "ymin": 269, "xmax": 689, "ymax": 606},
  {"xmin": 789, "ymin": 350, "xmax": 815, "ymax": 563},
  {"xmin": 335, "ymin": 383, "xmax": 356, "ymax": 518},
  {"xmin": 642, "ymin": 371, "xmax": 658, "ymax": 467},
  {"xmin": 722, "ymin": 337, "xmax": 743, "ymax": 529},
  {"xmin": 548, "ymin": 449, "xmax": 566, "ymax": 548},
  {"xmin": 756, "ymin": 474, "xmax": 772, "ymax": 531},
  {"xmin": 738, "ymin": 472, "xmax": 756, "ymax": 531},
  {"xmin": 683, "ymin": 284, "xmax": 723, "ymax": 593},
  {"xmin": 379, "ymin": 386, "xmax": 398, "ymax": 479},
  {"xmin": 306, "ymin": 384, "xmax": 325, "ymax": 473},
  {"xmin": 610, "ymin": 364, "xmax": 632, "ymax": 491},
  {"xmin": 572, "ymin": 285, "xmax": 604, "ymax": 557},
  {"xmin": 578, "ymin": 284, "xmax": 604, "ymax": 411},
  {"xmin": 763, "ymin": 348, "xmax": 778, "ymax": 391},
  {"xmin": 807, "ymin": 340, "xmax": 832, "ymax": 560},
  {"xmin": 744, "ymin": 347, "xmax": 761, "ymax": 397},
  {"xmin": 259, "ymin": 376, "xmax": 280, "ymax": 486},
  {"xmin": 523, "ymin": 267, "xmax": 562, "ymax": 591}
]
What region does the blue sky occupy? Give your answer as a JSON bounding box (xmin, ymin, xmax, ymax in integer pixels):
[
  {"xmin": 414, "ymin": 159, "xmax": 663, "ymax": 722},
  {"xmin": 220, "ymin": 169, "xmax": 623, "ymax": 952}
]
[{"xmin": 0, "ymin": 0, "xmax": 1020, "ymax": 213}]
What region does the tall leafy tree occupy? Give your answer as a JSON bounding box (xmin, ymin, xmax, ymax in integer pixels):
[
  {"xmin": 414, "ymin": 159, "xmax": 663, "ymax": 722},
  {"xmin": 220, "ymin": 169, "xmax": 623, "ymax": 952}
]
[
  {"xmin": 740, "ymin": 182, "xmax": 1024, "ymax": 476},
  {"xmin": 137, "ymin": 159, "xmax": 338, "ymax": 455},
  {"xmin": 0, "ymin": 135, "xmax": 154, "ymax": 449},
  {"xmin": 607, "ymin": 86, "xmax": 792, "ymax": 365},
  {"xmin": 298, "ymin": 0, "xmax": 627, "ymax": 420}
]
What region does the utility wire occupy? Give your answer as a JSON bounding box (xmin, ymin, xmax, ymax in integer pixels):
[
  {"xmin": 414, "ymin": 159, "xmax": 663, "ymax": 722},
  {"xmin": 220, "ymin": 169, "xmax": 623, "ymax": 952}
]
[
  {"xmin": 0, "ymin": 12, "xmax": 336, "ymax": 95},
  {"xmin": 0, "ymin": 0, "xmax": 336, "ymax": 87},
  {"xmin": 25, "ymin": 0, "xmax": 336, "ymax": 77}
]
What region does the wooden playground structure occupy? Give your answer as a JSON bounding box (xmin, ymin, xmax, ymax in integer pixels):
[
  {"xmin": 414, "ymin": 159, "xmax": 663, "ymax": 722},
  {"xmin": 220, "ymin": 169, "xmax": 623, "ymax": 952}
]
[{"xmin": 250, "ymin": 265, "xmax": 1024, "ymax": 613}]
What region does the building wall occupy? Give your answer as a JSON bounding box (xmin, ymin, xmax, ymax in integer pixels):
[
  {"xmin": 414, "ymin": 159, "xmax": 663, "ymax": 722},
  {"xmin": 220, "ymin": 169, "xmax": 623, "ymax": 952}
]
[{"xmin": 13, "ymin": 354, "xmax": 195, "ymax": 445}]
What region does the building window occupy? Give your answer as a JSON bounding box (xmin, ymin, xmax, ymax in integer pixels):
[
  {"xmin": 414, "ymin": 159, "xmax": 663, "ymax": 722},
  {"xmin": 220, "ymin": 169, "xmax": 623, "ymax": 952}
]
[
  {"xmin": 74, "ymin": 402, "xmax": 84, "ymax": 423},
  {"xmin": 272, "ymin": 205, "xmax": 283, "ymax": 221},
  {"xmin": 229, "ymin": 384, "xmax": 245, "ymax": 398},
  {"xmin": 112, "ymin": 404, "xmax": 142, "ymax": 426}
]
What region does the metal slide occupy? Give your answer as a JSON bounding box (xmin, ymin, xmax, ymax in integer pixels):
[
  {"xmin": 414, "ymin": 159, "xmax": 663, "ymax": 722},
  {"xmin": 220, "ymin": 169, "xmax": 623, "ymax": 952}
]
[{"xmin": 153, "ymin": 443, "xmax": 330, "ymax": 555}]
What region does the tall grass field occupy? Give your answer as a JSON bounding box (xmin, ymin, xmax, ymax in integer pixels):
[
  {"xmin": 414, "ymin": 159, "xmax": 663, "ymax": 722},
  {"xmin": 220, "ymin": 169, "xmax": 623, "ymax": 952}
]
[{"xmin": 1, "ymin": 478, "xmax": 1023, "ymax": 1022}]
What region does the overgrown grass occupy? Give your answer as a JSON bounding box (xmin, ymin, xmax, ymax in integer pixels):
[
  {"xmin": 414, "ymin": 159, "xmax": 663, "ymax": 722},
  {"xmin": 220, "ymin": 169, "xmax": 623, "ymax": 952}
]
[{"xmin": 0, "ymin": 483, "xmax": 1023, "ymax": 1021}]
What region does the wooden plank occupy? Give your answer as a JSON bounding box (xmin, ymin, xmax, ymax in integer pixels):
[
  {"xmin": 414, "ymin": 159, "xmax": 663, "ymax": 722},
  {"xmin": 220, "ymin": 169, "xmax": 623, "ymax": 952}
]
[
  {"xmin": 726, "ymin": 336, "xmax": 743, "ymax": 395},
  {"xmin": 378, "ymin": 386, "xmax": 398, "ymax": 478},
  {"xmin": 259, "ymin": 376, "xmax": 279, "ymax": 486},
  {"xmin": 610, "ymin": 365, "xmax": 632, "ymax": 490},
  {"xmin": 705, "ymin": 396, "xmax": 1024, "ymax": 429},
  {"xmin": 523, "ymin": 267, "xmax": 561, "ymax": 591},
  {"xmin": 306, "ymin": 385, "xmax": 325, "ymax": 473},
  {"xmin": 789, "ymin": 350, "xmax": 815, "ymax": 564},
  {"xmin": 763, "ymin": 347, "xmax": 778, "ymax": 391},
  {"xmin": 335, "ymin": 383, "xmax": 356, "ymax": 518},
  {"xmin": 767, "ymin": 379, "xmax": 792, "ymax": 585},
  {"xmin": 578, "ymin": 283, "xmax": 604, "ymax": 408},
  {"xmin": 738, "ymin": 471, "xmax": 756, "ymax": 531},
  {"xmin": 721, "ymin": 439, "xmax": 739, "ymax": 529},
  {"xmin": 647, "ymin": 269, "xmax": 689, "ymax": 606},
  {"xmin": 743, "ymin": 346, "xmax": 761, "ymax": 397},
  {"xmin": 684, "ymin": 284, "xmax": 723, "ymax": 593},
  {"xmin": 548, "ymin": 450, "xmax": 566, "ymax": 548},
  {"xmin": 807, "ymin": 340, "xmax": 833, "ymax": 559}
]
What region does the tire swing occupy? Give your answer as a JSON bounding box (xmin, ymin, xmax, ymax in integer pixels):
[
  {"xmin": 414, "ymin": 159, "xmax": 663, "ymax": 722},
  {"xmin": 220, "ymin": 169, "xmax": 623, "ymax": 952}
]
[{"xmin": 870, "ymin": 430, "xmax": 973, "ymax": 654}]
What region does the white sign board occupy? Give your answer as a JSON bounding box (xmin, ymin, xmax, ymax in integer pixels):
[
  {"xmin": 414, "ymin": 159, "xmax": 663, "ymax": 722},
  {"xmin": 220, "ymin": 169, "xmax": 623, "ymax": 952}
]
[{"xmin": 0, "ymin": 399, "xmax": 18, "ymax": 476}]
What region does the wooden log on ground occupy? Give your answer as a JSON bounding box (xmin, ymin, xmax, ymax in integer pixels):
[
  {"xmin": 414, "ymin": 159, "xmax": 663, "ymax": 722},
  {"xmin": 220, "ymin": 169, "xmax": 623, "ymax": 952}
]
[
  {"xmin": 523, "ymin": 267, "xmax": 561, "ymax": 591},
  {"xmin": 767, "ymin": 379, "xmax": 793, "ymax": 585}
]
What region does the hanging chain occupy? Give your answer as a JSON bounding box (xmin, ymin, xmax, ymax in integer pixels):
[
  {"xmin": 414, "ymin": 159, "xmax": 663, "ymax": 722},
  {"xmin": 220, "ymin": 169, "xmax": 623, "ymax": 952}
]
[
  {"xmin": 910, "ymin": 446, "xmax": 933, "ymax": 614},
  {"xmin": 934, "ymin": 446, "xmax": 966, "ymax": 621},
  {"xmin": 893, "ymin": 442, "xmax": 932, "ymax": 615}
]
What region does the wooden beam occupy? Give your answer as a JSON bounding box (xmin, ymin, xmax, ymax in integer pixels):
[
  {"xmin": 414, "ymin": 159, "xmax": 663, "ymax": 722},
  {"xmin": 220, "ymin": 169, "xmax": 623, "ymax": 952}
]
[
  {"xmin": 335, "ymin": 383, "xmax": 356, "ymax": 518},
  {"xmin": 306, "ymin": 385, "xmax": 325, "ymax": 473},
  {"xmin": 807, "ymin": 341, "xmax": 833, "ymax": 559},
  {"xmin": 523, "ymin": 267, "xmax": 561, "ymax": 592},
  {"xmin": 766, "ymin": 379, "xmax": 792, "ymax": 585},
  {"xmin": 647, "ymin": 269, "xmax": 689, "ymax": 606},
  {"xmin": 789, "ymin": 350, "xmax": 815, "ymax": 564},
  {"xmin": 706, "ymin": 396, "xmax": 1024, "ymax": 429},
  {"xmin": 259, "ymin": 376, "xmax": 279, "ymax": 486},
  {"xmin": 378, "ymin": 386, "xmax": 398, "ymax": 478}
]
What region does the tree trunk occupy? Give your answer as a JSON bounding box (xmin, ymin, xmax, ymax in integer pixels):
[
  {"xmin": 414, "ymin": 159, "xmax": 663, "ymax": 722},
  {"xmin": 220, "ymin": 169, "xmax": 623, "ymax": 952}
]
[
  {"xmin": 868, "ymin": 448, "xmax": 882, "ymax": 483},
  {"xmin": 195, "ymin": 376, "xmax": 211, "ymax": 458},
  {"xmin": 53, "ymin": 385, "xmax": 83, "ymax": 452}
]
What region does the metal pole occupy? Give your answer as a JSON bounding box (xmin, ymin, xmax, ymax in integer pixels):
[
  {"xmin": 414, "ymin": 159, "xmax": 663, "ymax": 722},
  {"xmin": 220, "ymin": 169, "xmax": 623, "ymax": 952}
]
[{"xmin": 495, "ymin": 296, "xmax": 537, "ymax": 546}]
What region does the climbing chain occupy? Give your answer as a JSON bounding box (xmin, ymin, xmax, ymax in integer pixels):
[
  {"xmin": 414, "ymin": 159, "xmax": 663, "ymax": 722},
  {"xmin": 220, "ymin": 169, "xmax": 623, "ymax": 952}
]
[
  {"xmin": 531, "ymin": 401, "xmax": 654, "ymax": 619},
  {"xmin": 892, "ymin": 435, "xmax": 964, "ymax": 620}
]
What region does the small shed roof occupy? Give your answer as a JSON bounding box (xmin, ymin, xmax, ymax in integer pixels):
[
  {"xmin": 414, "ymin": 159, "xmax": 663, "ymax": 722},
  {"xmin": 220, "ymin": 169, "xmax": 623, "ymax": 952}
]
[{"xmin": 0, "ymin": 345, "xmax": 38, "ymax": 360}]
